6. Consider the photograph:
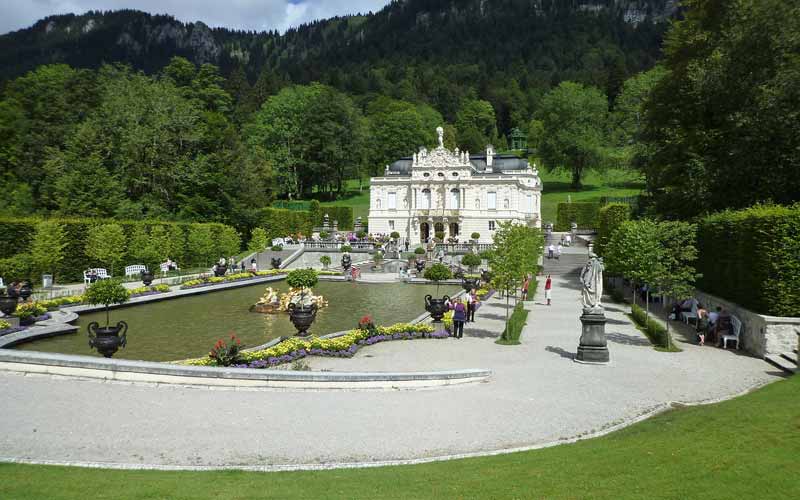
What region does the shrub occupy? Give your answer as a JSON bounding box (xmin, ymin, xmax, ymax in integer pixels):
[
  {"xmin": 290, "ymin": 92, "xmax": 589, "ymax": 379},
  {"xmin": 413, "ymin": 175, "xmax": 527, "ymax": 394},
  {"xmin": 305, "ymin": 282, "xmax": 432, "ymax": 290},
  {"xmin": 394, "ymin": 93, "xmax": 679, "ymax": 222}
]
[
  {"xmin": 248, "ymin": 228, "xmax": 269, "ymax": 253},
  {"xmin": 340, "ymin": 245, "xmax": 352, "ymax": 253},
  {"xmin": 630, "ymin": 304, "xmax": 677, "ymax": 350},
  {"xmin": 319, "ymin": 231, "xmax": 330, "ymax": 239},
  {"xmin": 434, "ymin": 231, "xmax": 445, "ymax": 241},
  {"xmin": 390, "ymin": 231, "xmax": 400, "ymax": 240},
  {"xmin": 471, "ymin": 232, "xmax": 480, "ymax": 240},
  {"xmin": 460, "ymin": 253, "xmax": 482, "ymax": 270},
  {"xmin": 424, "ymin": 263, "xmax": 452, "ymax": 293},
  {"xmin": 14, "ymin": 302, "xmax": 47, "ymax": 322},
  {"xmin": 30, "ymin": 221, "xmax": 67, "ymax": 280},
  {"xmin": 209, "ymin": 334, "xmax": 244, "ymax": 367},
  {"xmin": 499, "ymin": 302, "xmax": 529, "ymax": 344},
  {"xmin": 478, "ymin": 250, "xmax": 493, "ymax": 260},
  {"xmin": 414, "ymin": 247, "xmax": 425, "ymax": 255},
  {"xmin": 319, "ymin": 255, "xmax": 331, "ymax": 267},
  {"xmin": 697, "ymin": 204, "xmax": 800, "ymax": 317},
  {"xmin": 84, "ymin": 279, "xmax": 129, "ymax": 326},
  {"xmin": 286, "ymin": 268, "xmax": 319, "ymax": 290},
  {"xmin": 555, "ymin": 202, "xmax": 600, "ymax": 231},
  {"xmin": 595, "ymin": 203, "xmax": 631, "ymax": 257},
  {"xmin": 0, "ymin": 319, "xmax": 11, "ymax": 331},
  {"xmin": 85, "ymin": 223, "xmax": 126, "ymax": 276},
  {"xmin": 356, "ymin": 231, "xmax": 367, "ymax": 239}
]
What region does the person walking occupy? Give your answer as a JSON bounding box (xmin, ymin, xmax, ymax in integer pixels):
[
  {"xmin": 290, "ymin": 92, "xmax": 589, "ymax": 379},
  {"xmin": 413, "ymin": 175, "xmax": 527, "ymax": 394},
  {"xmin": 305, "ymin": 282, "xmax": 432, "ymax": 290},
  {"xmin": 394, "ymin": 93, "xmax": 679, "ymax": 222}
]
[
  {"xmin": 467, "ymin": 289, "xmax": 477, "ymax": 322},
  {"xmin": 451, "ymin": 298, "xmax": 467, "ymax": 339},
  {"xmin": 545, "ymin": 274, "xmax": 553, "ymax": 306},
  {"xmin": 547, "ymin": 243, "xmax": 555, "ymax": 259},
  {"xmin": 556, "ymin": 244, "xmax": 562, "ymax": 260},
  {"xmin": 521, "ymin": 275, "xmax": 530, "ymax": 301}
]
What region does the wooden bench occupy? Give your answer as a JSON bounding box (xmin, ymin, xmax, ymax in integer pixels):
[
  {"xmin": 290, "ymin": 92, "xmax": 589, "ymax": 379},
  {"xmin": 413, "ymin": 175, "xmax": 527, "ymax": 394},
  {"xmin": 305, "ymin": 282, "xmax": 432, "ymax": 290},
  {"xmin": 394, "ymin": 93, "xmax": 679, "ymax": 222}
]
[{"xmin": 124, "ymin": 265, "xmax": 148, "ymax": 277}]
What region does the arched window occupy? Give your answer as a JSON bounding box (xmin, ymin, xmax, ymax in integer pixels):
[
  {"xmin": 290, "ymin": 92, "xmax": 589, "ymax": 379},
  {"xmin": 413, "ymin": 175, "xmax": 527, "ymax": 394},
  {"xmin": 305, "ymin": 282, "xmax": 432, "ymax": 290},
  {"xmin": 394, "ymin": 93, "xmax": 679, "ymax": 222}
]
[
  {"xmin": 376, "ymin": 198, "xmax": 382, "ymax": 209},
  {"xmin": 475, "ymin": 198, "xmax": 480, "ymax": 209},
  {"xmin": 503, "ymin": 198, "xmax": 510, "ymax": 209},
  {"xmin": 450, "ymin": 189, "xmax": 460, "ymax": 209},
  {"xmin": 421, "ymin": 189, "xmax": 431, "ymax": 209}
]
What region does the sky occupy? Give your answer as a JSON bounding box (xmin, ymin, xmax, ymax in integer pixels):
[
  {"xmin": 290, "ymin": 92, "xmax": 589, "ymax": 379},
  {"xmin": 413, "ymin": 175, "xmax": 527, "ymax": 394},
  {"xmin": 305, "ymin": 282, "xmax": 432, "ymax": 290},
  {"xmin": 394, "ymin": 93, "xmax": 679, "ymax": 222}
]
[{"xmin": 0, "ymin": 0, "xmax": 391, "ymax": 35}]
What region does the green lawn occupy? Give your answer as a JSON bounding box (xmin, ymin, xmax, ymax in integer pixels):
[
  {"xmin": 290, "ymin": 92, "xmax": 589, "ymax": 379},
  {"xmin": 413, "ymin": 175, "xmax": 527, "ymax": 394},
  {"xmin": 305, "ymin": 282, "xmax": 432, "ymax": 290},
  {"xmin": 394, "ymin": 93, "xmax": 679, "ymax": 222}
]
[
  {"xmin": 2, "ymin": 375, "xmax": 798, "ymax": 499},
  {"xmin": 539, "ymin": 169, "xmax": 645, "ymax": 225}
]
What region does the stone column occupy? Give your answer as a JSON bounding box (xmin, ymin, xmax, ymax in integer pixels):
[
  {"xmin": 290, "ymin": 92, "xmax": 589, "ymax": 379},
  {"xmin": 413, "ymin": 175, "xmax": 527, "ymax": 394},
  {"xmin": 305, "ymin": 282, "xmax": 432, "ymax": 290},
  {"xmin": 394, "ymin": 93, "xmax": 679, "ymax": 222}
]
[{"xmin": 576, "ymin": 310, "xmax": 609, "ymax": 363}]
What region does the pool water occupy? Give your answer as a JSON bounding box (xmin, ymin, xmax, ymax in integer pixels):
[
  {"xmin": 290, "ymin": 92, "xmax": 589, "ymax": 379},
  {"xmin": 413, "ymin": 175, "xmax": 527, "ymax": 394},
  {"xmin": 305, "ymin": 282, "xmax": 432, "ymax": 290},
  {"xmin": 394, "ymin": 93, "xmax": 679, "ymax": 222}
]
[{"xmin": 18, "ymin": 282, "xmax": 455, "ymax": 362}]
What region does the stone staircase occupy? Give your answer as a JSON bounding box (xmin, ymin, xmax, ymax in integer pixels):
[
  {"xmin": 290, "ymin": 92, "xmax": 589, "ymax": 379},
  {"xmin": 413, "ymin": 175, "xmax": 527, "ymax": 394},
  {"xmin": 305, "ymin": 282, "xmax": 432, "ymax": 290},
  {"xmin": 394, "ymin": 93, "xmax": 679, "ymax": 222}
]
[
  {"xmin": 765, "ymin": 349, "xmax": 798, "ymax": 375},
  {"xmin": 542, "ymin": 253, "xmax": 585, "ymax": 276}
]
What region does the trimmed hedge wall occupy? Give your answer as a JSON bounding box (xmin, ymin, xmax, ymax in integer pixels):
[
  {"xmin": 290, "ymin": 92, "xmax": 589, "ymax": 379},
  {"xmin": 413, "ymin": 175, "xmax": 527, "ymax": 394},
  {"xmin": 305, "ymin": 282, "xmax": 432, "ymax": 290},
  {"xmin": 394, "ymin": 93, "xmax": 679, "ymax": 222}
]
[
  {"xmin": 697, "ymin": 204, "xmax": 800, "ymax": 317},
  {"xmin": 555, "ymin": 202, "xmax": 600, "ymax": 231},
  {"xmin": 319, "ymin": 206, "xmax": 354, "ymax": 231},
  {"xmin": 0, "ymin": 218, "xmax": 238, "ymax": 283},
  {"xmin": 595, "ymin": 203, "xmax": 631, "ymax": 257}
]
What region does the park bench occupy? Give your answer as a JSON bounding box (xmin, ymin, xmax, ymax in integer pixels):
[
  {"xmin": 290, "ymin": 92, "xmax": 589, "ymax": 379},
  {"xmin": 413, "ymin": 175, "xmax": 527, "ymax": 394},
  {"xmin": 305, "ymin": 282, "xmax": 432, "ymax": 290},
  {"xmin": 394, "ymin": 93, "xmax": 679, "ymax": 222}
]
[
  {"xmin": 681, "ymin": 302, "xmax": 699, "ymax": 326},
  {"xmin": 159, "ymin": 262, "xmax": 180, "ymax": 274},
  {"xmin": 124, "ymin": 264, "xmax": 148, "ymax": 277},
  {"xmin": 721, "ymin": 315, "xmax": 743, "ymax": 350},
  {"xmin": 83, "ymin": 268, "xmax": 110, "ymax": 285}
]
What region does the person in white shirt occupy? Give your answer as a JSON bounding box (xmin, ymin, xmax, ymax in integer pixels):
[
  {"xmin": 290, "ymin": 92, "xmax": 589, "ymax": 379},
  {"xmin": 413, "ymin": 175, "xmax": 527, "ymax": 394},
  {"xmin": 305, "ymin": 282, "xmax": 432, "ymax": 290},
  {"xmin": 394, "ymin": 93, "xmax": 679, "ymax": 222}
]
[
  {"xmin": 556, "ymin": 244, "xmax": 563, "ymax": 259},
  {"xmin": 547, "ymin": 244, "xmax": 555, "ymax": 259}
]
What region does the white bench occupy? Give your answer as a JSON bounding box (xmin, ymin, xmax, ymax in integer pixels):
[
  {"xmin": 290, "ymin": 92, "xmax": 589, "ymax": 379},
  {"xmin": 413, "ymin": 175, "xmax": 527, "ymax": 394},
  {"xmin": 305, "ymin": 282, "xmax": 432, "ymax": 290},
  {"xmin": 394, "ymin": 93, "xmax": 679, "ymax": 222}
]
[
  {"xmin": 160, "ymin": 262, "xmax": 180, "ymax": 274},
  {"xmin": 83, "ymin": 268, "xmax": 110, "ymax": 285},
  {"xmin": 721, "ymin": 315, "xmax": 742, "ymax": 350},
  {"xmin": 681, "ymin": 302, "xmax": 699, "ymax": 326},
  {"xmin": 124, "ymin": 265, "xmax": 148, "ymax": 277}
]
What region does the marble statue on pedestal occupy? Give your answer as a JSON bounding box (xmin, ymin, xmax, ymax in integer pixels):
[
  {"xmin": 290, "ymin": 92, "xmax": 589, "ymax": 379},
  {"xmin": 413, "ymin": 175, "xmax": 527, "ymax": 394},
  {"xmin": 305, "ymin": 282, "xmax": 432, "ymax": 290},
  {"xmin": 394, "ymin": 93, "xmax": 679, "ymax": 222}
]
[{"xmin": 580, "ymin": 252, "xmax": 604, "ymax": 314}]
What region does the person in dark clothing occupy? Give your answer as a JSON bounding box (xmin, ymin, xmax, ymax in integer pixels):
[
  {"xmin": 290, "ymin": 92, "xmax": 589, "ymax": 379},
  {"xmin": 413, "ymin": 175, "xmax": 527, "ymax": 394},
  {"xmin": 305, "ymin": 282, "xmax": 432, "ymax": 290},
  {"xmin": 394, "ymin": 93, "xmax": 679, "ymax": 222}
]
[
  {"xmin": 467, "ymin": 289, "xmax": 477, "ymax": 322},
  {"xmin": 451, "ymin": 299, "xmax": 467, "ymax": 339}
]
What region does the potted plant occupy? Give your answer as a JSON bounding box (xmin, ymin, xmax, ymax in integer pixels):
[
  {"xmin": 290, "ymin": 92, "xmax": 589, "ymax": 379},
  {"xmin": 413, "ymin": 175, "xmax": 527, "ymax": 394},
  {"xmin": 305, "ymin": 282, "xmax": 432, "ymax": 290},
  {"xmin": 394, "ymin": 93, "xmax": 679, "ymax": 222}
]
[
  {"xmin": 423, "ymin": 263, "xmax": 453, "ymax": 322},
  {"xmin": 319, "ymin": 255, "xmax": 331, "ymax": 269},
  {"xmin": 0, "ymin": 285, "xmax": 18, "ymax": 316},
  {"xmin": 340, "ymin": 244, "xmax": 352, "ymax": 253},
  {"xmin": 319, "ymin": 231, "xmax": 330, "ymax": 240},
  {"xmin": 435, "ymin": 231, "xmax": 445, "ymax": 242},
  {"xmin": 471, "ymin": 232, "xmax": 481, "ymax": 242},
  {"xmin": 84, "ymin": 279, "xmax": 130, "ymax": 358},
  {"xmin": 285, "ymin": 269, "xmax": 319, "ymax": 336},
  {"xmin": 390, "ymin": 231, "xmax": 400, "ymax": 241},
  {"xmin": 356, "ymin": 230, "xmax": 367, "ymax": 240},
  {"xmin": 372, "ymin": 250, "xmax": 384, "ymax": 271}
]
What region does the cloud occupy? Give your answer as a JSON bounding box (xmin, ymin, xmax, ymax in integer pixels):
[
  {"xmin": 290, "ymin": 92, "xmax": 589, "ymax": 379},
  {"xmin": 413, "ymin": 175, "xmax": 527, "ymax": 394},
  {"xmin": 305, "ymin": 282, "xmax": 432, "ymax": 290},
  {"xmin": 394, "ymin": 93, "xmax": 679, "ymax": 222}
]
[{"xmin": 1, "ymin": 0, "xmax": 389, "ymax": 35}]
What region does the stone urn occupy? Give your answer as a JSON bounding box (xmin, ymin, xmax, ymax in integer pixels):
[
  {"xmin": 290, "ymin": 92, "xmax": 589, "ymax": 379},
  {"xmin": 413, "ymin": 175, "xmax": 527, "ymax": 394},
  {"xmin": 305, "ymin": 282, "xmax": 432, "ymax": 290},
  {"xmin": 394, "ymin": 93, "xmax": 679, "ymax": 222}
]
[
  {"xmin": 19, "ymin": 282, "xmax": 32, "ymax": 301},
  {"xmin": 0, "ymin": 294, "xmax": 18, "ymax": 316},
  {"xmin": 415, "ymin": 260, "xmax": 425, "ymax": 273},
  {"xmin": 341, "ymin": 254, "xmax": 352, "ymax": 271},
  {"xmin": 481, "ymin": 270, "xmax": 492, "ymax": 283},
  {"xmin": 214, "ymin": 265, "xmax": 227, "ymax": 277},
  {"xmin": 140, "ymin": 270, "xmax": 154, "ymax": 286},
  {"xmin": 425, "ymin": 294, "xmax": 451, "ymax": 323},
  {"xmin": 271, "ymin": 257, "xmax": 282, "ymax": 269},
  {"xmin": 288, "ymin": 303, "xmax": 317, "ymax": 337},
  {"xmin": 462, "ymin": 278, "xmax": 479, "ymax": 292},
  {"xmin": 88, "ymin": 320, "xmax": 128, "ymax": 358}
]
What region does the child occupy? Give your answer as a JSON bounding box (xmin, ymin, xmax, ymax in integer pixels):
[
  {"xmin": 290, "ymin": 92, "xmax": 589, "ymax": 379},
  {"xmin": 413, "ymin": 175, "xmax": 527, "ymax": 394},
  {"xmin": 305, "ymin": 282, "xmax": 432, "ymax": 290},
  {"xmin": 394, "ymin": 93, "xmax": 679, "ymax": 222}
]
[{"xmin": 545, "ymin": 274, "xmax": 552, "ymax": 306}]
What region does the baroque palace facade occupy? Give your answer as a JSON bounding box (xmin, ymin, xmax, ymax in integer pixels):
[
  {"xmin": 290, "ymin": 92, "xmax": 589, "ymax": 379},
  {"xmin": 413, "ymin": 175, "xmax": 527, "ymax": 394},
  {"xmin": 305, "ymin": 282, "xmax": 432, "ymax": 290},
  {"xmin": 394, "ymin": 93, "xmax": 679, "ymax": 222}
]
[{"xmin": 368, "ymin": 127, "xmax": 542, "ymax": 245}]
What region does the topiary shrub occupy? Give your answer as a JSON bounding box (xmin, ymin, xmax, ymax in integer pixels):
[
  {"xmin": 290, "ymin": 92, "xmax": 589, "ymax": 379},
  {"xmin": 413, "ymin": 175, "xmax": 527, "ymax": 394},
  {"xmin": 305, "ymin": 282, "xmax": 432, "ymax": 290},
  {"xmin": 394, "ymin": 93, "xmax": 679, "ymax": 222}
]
[
  {"xmin": 319, "ymin": 231, "xmax": 330, "ymax": 240},
  {"xmin": 319, "ymin": 255, "xmax": 331, "ymax": 268},
  {"xmin": 460, "ymin": 252, "xmax": 482, "ymax": 271},
  {"xmin": 414, "ymin": 247, "xmax": 425, "ymax": 255},
  {"xmin": 340, "ymin": 245, "xmax": 352, "ymax": 253},
  {"xmin": 390, "ymin": 231, "xmax": 400, "ymax": 240},
  {"xmin": 471, "ymin": 232, "xmax": 481, "ymax": 240},
  {"xmin": 356, "ymin": 231, "xmax": 367, "ymax": 239},
  {"xmin": 434, "ymin": 231, "xmax": 445, "ymax": 241},
  {"xmin": 84, "ymin": 279, "xmax": 129, "ymax": 327},
  {"xmin": 424, "ymin": 262, "xmax": 453, "ymax": 294},
  {"xmin": 596, "ymin": 203, "xmax": 631, "ymax": 257},
  {"xmin": 555, "ymin": 202, "xmax": 600, "ymax": 231},
  {"xmin": 286, "ymin": 268, "xmax": 319, "ymax": 290}
]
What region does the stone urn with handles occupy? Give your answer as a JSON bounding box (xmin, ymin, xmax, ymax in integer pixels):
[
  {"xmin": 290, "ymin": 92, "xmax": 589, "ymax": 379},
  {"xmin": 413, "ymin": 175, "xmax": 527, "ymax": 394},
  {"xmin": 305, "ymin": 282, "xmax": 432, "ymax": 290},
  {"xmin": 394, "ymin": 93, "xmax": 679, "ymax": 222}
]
[
  {"xmin": 88, "ymin": 321, "xmax": 128, "ymax": 358},
  {"xmin": 425, "ymin": 294, "xmax": 450, "ymax": 323}
]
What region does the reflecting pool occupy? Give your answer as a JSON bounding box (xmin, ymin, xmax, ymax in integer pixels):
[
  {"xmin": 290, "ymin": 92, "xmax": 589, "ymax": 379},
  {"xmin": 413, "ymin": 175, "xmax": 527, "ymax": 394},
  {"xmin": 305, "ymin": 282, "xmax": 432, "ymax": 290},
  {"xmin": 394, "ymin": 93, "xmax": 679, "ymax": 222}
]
[{"xmin": 18, "ymin": 282, "xmax": 455, "ymax": 362}]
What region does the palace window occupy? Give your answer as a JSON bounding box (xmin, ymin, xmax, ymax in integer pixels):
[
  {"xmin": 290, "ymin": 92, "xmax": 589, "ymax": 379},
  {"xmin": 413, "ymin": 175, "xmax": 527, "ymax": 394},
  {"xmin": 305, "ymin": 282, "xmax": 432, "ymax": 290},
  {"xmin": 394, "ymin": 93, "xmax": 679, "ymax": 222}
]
[
  {"xmin": 526, "ymin": 194, "xmax": 533, "ymax": 213},
  {"xmin": 474, "ymin": 198, "xmax": 480, "ymax": 209},
  {"xmin": 376, "ymin": 198, "xmax": 382, "ymax": 209},
  {"xmin": 421, "ymin": 189, "xmax": 431, "ymax": 209},
  {"xmin": 450, "ymin": 188, "xmax": 460, "ymax": 209},
  {"xmin": 489, "ymin": 220, "xmax": 496, "ymax": 231},
  {"xmin": 388, "ymin": 192, "xmax": 397, "ymax": 210},
  {"xmin": 388, "ymin": 220, "xmax": 395, "ymax": 230},
  {"xmin": 503, "ymin": 198, "xmax": 510, "ymax": 209},
  {"xmin": 487, "ymin": 192, "xmax": 496, "ymax": 210}
]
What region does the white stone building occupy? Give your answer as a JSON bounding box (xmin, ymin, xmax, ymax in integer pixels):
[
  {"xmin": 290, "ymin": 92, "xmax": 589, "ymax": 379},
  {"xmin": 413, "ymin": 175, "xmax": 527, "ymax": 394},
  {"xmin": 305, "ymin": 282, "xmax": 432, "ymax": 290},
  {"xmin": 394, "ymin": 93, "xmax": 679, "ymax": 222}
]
[{"xmin": 368, "ymin": 127, "xmax": 541, "ymax": 245}]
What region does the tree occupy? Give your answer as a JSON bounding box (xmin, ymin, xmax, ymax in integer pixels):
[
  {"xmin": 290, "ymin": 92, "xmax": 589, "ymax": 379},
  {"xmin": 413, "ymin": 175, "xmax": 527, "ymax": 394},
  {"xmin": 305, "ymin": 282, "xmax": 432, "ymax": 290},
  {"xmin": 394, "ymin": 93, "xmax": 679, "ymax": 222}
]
[
  {"xmin": 85, "ymin": 224, "xmax": 126, "ymax": 276},
  {"xmin": 187, "ymin": 225, "xmax": 216, "ymax": 267},
  {"xmin": 461, "ymin": 253, "xmax": 482, "ymax": 272},
  {"xmin": 216, "ymin": 226, "xmax": 242, "ymax": 260},
  {"xmin": 455, "ymin": 99, "xmax": 497, "ymax": 152},
  {"xmin": 248, "ymin": 228, "xmax": 269, "ymax": 253},
  {"xmin": 30, "ymin": 221, "xmax": 67, "ymax": 282},
  {"xmin": 603, "ymin": 219, "xmax": 661, "ymax": 309},
  {"xmin": 488, "ymin": 222, "xmax": 543, "ymax": 327},
  {"xmin": 423, "ymin": 263, "xmax": 452, "ymax": 296},
  {"xmin": 537, "ymin": 82, "xmax": 609, "ymax": 189},
  {"xmin": 640, "ymin": 0, "xmax": 800, "ymax": 218}
]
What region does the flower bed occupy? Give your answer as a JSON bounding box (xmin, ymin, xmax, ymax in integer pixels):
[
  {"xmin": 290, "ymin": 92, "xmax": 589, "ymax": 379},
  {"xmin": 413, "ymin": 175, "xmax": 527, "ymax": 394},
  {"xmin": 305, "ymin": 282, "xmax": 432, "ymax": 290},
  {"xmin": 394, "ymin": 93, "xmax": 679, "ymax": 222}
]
[
  {"xmin": 181, "ymin": 270, "xmax": 284, "ymax": 289},
  {"xmin": 36, "ymin": 284, "xmax": 172, "ymax": 311},
  {"xmin": 181, "ymin": 323, "xmax": 445, "ymax": 368}
]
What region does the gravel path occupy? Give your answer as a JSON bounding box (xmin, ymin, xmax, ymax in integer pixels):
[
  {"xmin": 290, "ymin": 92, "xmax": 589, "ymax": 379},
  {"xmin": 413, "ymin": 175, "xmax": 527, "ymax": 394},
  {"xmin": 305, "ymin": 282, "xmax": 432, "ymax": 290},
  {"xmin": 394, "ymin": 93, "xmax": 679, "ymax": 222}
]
[{"xmin": 0, "ymin": 276, "xmax": 782, "ymax": 469}]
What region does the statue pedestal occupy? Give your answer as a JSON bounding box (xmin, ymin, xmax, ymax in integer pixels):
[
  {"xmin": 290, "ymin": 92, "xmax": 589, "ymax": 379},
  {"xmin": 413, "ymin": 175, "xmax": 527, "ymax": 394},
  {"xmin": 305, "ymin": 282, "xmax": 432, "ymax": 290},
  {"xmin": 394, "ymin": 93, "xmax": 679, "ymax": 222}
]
[{"xmin": 575, "ymin": 310, "xmax": 609, "ymax": 364}]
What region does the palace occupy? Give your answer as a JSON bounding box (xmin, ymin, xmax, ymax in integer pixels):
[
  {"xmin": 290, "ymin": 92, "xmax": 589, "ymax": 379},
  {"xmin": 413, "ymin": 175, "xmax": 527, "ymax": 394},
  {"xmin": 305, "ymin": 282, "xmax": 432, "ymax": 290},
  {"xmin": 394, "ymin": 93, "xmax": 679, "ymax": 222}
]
[{"xmin": 368, "ymin": 127, "xmax": 542, "ymax": 245}]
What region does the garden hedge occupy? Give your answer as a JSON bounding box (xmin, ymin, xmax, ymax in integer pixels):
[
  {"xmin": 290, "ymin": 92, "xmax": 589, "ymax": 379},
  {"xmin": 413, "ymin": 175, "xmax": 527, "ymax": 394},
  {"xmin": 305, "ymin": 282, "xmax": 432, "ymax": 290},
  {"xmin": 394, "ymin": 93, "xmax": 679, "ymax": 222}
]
[
  {"xmin": 555, "ymin": 202, "xmax": 600, "ymax": 231},
  {"xmin": 595, "ymin": 203, "xmax": 631, "ymax": 257},
  {"xmin": 0, "ymin": 217, "xmax": 239, "ymax": 283},
  {"xmin": 696, "ymin": 204, "xmax": 800, "ymax": 317}
]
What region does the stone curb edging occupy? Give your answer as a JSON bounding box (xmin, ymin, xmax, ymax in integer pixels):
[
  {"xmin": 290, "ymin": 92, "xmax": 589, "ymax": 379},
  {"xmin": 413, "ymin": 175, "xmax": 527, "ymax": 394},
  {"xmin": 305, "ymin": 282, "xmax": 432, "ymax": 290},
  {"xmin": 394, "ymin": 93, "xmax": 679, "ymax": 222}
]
[
  {"xmin": 0, "ymin": 379, "xmax": 774, "ymax": 472},
  {"xmin": 0, "ymin": 350, "xmax": 490, "ymax": 390}
]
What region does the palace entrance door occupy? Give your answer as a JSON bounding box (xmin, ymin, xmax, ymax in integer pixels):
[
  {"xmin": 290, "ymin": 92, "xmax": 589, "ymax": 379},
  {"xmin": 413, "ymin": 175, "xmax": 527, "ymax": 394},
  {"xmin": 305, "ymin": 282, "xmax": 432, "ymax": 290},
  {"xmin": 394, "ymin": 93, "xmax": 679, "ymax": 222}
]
[{"xmin": 420, "ymin": 222, "xmax": 430, "ymax": 242}]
